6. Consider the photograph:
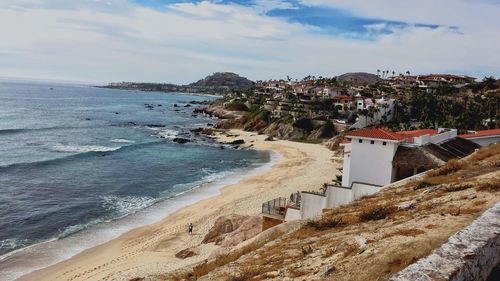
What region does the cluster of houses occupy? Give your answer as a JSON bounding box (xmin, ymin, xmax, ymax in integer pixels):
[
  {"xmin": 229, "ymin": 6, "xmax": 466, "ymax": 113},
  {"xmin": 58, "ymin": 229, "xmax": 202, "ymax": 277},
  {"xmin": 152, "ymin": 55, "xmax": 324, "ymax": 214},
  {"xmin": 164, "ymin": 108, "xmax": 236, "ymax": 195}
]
[
  {"xmin": 239, "ymin": 73, "xmax": 476, "ymax": 135},
  {"xmin": 385, "ymin": 74, "xmax": 476, "ymax": 92},
  {"xmin": 241, "ymin": 79, "xmax": 397, "ymax": 131},
  {"xmin": 261, "ymin": 127, "xmax": 500, "ymax": 226}
]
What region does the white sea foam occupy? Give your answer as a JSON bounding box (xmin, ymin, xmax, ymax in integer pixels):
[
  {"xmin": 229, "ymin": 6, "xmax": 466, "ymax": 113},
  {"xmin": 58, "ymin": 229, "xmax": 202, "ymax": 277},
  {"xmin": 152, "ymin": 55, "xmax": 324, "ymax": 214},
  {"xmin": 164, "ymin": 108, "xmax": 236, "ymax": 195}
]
[
  {"xmin": 101, "ymin": 195, "xmax": 157, "ymax": 216},
  {"xmin": 157, "ymin": 129, "xmax": 179, "ymax": 139},
  {"xmin": 0, "ymin": 152, "xmax": 281, "ymax": 281},
  {"xmin": 52, "ymin": 144, "xmax": 121, "ymax": 153},
  {"xmin": 110, "ymin": 139, "xmax": 136, "ymax": 144},
  {"xmin": 0, "ymin": 238, "xmax": 28, "ymax": 252}
]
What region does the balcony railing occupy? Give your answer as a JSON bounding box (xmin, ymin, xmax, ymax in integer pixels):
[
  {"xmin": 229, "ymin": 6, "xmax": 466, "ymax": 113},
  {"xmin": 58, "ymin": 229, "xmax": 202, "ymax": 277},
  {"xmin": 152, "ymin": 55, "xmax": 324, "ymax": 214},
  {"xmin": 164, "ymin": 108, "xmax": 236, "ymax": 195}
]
[{"xmin": 262, "ymin": 197, "xmax": 287, "ymax": 218}]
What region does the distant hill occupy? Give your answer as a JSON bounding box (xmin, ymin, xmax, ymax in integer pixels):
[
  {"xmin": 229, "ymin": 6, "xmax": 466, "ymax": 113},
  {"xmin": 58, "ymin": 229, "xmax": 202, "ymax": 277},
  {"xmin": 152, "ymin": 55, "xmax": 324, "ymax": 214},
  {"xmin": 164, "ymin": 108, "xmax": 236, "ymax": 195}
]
[
  {"xmin": 102, "ymin": 72, "xmax": 255, "ymax": 95},
  {"xmin": 337, "ymin": 72, "xmax": 381, "ymax": 85},
  {"xmin": 189, "ymin": 72, "xmax": 254, "ymax": 91}
]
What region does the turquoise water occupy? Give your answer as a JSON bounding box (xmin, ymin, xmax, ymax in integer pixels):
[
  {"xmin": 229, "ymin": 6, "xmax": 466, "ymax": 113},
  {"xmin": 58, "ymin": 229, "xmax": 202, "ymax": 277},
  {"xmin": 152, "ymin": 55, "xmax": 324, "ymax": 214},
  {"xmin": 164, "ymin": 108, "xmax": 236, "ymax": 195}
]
[{"xmin": 0, "ymin": 81, "xmax": 269, "ymax": 260}]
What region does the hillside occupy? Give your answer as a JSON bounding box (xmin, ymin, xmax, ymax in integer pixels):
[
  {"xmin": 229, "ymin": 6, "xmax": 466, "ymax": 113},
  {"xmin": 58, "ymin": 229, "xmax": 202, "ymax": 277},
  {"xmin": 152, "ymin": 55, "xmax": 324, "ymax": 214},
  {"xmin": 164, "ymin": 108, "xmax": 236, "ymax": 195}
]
[
  {"xmin": 163, "ymin": 143, "xmax": 499, "ymax": 281},
  {"xmin": 189, "ymin": 72, "xmax": 254, "ymax": 91},
  {"xmin": 337, "ymin": 72, "xmax": 381, "ymax": 85},
  {"xmin": 102, "ymin": 72, "xmax": 254, "ymax": 95}
]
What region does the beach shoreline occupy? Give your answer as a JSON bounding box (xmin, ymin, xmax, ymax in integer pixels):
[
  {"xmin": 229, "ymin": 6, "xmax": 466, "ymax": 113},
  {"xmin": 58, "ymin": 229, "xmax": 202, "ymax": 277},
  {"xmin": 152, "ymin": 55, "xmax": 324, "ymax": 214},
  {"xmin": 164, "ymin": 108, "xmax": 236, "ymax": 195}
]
[{"xmin": 17, "ymin": 129, "xmax": 341, "ymax": 281}]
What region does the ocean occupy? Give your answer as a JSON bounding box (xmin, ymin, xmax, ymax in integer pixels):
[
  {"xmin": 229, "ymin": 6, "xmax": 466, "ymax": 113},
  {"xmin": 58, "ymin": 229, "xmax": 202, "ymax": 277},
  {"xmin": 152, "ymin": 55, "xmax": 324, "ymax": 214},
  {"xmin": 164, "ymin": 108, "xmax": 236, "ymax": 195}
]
[{"xmin": 0, "ymin": 81, "xmax": 272, "ymax": 280}]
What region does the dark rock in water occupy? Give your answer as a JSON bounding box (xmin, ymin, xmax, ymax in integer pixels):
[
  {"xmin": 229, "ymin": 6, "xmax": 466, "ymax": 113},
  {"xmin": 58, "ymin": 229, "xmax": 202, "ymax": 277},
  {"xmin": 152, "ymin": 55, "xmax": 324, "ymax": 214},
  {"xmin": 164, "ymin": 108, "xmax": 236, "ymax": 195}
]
[
  {"xmin": 220, "ymin": 146, "xmax": 225, "ymax": 149},
  {"xmin": 173, "ymin": 138, "xmax": 190, "ymax": 144},
  {"xmin": 115, "ymin": 112, "xmax": 119, "ymax": 114},
  {"xmin": 228, "ymin": 139, "xmax": 244, "ymax": 145},
  {"xmin": 85, "ymin": 118, "xmax": 91, "ymax": 121},
  {"xmin": 127, "ymin": 121, "xmax": 137, "ymax": 126},
  {"xmin": 157, "ymin": 104, "xmax": 162, "ymax": 107},
  {"xmin": 265, "ymin": 136, "xmax": 274, "ymax": 141},
  {"xmin": 146, "ymin": 124, "xmax": 166, "ymax": 128},
  {"xmin": 174, "ymin": 109, "xmax": 180, "ymax": 112},
  {"xmin": 190, "ymin": 128, "xmax": 203, "ymax": 133},
  {"xmin": 233, "ymin": 146, "xmax": 239, "ymax": 149},
  {"xmin": 184, "ymin": 104, "xmax": 192, "ymax": 107},
  {"xmin": 173, "ymin": 104, "xmax": 178, "ymax": 107},
  {"xmin": 207, "ymin": 123, "xmax": 214, "ymax": 127}
]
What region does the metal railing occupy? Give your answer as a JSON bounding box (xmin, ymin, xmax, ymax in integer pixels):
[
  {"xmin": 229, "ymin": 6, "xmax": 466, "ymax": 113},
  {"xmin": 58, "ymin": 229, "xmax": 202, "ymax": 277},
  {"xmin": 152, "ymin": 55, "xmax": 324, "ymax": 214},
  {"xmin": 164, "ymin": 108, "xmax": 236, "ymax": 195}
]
[
  {"xmin": 262, "ymin": 197, "xmax": 287, "ymax": 217},
  {"xmin": 289, "ymin": 192, "xmax": 301, "ymax": 208}
]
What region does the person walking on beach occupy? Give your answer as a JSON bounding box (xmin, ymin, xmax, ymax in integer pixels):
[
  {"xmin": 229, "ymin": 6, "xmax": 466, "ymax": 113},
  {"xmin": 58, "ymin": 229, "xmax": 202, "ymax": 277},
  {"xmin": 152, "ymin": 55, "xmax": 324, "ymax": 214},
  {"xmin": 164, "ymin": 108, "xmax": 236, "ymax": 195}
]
[{"xmin": 188, "ymin": 223, "xmax": 193, "ymax": 235}]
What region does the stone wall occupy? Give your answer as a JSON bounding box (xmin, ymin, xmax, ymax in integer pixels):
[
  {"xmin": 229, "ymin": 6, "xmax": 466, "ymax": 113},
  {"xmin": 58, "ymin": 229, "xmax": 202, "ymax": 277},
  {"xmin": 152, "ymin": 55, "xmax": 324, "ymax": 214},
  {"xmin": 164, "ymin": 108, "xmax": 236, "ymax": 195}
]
[{"xmin": 390, "ymin": 202, "xmax": 500, "ymax": 281}]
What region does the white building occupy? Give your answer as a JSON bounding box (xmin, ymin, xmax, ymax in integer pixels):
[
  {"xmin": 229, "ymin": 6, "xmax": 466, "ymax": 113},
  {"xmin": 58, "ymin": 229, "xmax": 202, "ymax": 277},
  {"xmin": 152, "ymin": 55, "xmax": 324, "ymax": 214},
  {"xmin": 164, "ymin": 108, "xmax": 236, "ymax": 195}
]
[
  {"xmin": 281, "ymin": 127, "xmax": 482, "ymax": 221},
  {"xmin": 458, "ymin": 129, "xmax": 500, "ymax": 147}
]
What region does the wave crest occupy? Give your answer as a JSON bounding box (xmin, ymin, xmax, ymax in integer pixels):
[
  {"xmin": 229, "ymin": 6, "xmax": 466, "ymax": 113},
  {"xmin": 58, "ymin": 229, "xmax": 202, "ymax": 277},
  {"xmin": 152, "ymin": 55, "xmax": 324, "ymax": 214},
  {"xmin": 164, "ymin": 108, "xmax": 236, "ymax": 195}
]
[
  {"xmin": 52, "ymin": 144, "xmax": 121, "ymax": 153},
  {"xmin": 101, "ymin": 195, "xmax": 157, "ymax": 216}
]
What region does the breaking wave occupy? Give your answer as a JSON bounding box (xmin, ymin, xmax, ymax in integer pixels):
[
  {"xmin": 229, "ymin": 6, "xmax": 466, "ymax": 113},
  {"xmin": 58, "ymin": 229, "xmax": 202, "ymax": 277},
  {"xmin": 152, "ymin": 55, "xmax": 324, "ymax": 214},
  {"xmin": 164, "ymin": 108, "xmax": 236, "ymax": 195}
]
[{"xmin": 52, "ymin": 144, "xmax": 121, "ymax": 153}]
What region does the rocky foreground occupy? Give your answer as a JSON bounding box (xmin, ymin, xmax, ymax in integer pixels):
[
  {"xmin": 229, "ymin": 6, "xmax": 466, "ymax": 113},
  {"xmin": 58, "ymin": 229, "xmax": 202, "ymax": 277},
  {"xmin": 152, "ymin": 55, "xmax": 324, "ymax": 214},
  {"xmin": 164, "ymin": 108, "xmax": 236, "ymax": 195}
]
[{"xmin": 163, "ymin": 143, "xmax": 499, "ymax": 281}]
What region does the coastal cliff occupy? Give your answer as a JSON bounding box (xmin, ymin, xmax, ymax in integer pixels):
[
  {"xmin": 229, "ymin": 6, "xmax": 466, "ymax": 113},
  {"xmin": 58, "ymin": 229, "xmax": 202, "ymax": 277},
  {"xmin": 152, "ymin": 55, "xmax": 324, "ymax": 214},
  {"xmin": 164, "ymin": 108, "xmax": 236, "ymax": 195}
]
[{"xmin": 199, "ymin": 103, "xmax": 336, "ymax": 144}]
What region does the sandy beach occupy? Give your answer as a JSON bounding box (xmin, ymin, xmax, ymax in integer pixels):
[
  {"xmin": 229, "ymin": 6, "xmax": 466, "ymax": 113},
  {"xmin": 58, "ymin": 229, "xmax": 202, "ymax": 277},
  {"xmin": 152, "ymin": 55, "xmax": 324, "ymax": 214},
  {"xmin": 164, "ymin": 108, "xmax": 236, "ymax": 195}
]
[{"xmin": 19, "ymin": 130, "xmax": 341, "ymax": 281}]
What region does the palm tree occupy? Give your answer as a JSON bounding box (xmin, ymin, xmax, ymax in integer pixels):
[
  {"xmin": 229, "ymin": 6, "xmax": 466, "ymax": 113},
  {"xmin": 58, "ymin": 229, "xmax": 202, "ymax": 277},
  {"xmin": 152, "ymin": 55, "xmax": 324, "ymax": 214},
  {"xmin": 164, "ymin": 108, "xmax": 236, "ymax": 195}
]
[
  {"xmin": 392, "ymin": 71, "xmax": 395, "ymax": 77},
  {"xmin": 377, "ymin": 69, "xmax": 381, "ymax": 77},
  {"xmin": 406, "ymin": 70, "xmax": 410, "ymax": 76}
]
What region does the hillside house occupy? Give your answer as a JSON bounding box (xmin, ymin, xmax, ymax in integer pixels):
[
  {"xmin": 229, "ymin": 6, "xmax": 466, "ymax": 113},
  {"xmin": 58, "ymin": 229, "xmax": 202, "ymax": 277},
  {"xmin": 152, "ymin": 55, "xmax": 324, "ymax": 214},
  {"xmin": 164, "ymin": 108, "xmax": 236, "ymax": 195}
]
[{"xmin": 278, "ymin": 127, "xmax": 480, "ymax": 221}]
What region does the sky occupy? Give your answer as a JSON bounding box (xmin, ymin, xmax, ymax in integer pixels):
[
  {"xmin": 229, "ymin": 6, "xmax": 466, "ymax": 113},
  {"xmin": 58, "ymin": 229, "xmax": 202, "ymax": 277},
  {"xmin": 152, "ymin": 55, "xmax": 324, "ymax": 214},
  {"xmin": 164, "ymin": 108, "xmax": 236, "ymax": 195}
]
[{"xmin": 0, "ymin": 0, "xmax": 499, "ymax": 84}]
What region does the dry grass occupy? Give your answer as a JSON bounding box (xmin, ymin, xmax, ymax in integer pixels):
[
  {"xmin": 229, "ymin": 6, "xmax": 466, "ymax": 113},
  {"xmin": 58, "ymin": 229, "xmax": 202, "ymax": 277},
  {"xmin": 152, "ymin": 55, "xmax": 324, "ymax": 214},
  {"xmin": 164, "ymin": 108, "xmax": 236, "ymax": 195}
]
[
  {"xmin": 359, "ymin": 205, "xmax": 396, "ymax": 222},
  {"xmin": 427, "ymin": 159, "xmax": 465, "ymax": 177},
  {"xmin": 342, "ymin": 243, "xmax": 360, "ymax": 258},
  {"xmin": 288, "ymin": 267, "xmax": 308, "ymax": 278},
  {"xmin": 475, "ymin": 181, "xmax": 500, "ymax": 192},
  {"xmin": 382, "ymin": 228, "xmax": 426, "ymax": 239},
  {"xmin": 306, "ymin": 216, "xmax": 345, "ymax": 230}
]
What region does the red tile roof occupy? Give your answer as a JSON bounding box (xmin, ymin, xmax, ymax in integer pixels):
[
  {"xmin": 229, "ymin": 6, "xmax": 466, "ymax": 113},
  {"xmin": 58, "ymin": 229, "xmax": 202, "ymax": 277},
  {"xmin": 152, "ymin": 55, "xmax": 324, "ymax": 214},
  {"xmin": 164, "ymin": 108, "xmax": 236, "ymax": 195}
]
[
  {"xmin": 346, "ymin": 128, "xmax": 405, "ymax": 141},
  {"xmin": 396, "ymin": 129, "xmax": 438, "ymax": 143},
  {"xmin": 458, "ymin": 129, "xmax": 500, "ymax": 139},
  {"xmin": 396, "ymin": 129, "xmax": 438, "ymax": 137}
]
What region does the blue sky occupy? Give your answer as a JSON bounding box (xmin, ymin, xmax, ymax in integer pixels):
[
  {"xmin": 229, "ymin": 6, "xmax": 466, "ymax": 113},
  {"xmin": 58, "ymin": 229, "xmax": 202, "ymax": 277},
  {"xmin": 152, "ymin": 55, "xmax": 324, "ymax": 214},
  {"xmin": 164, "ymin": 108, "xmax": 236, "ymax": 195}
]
[{"xmin": 0, "ymin": 0, "xmax": 498, "ymax": 83}]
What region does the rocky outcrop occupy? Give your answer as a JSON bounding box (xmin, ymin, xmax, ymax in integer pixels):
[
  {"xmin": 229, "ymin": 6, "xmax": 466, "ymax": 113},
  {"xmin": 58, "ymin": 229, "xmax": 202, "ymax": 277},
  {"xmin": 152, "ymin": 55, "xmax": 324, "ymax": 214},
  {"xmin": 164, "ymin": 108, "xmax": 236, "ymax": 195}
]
[
  {"xmin": 175, "ymin": 247, "xmax": 199, "ymax": 259},
  {"xmin": 263, "ymin": 122, "xmax": 305, "ymax": 140},
  {"xmin": 202, "ymin": 214, "xmax": 262, "ymax": 247},
  {"xmin": 390, "ymin": 202, "xmax": 500, "ymax": 281},
  {"xmin": 220, "ymin": 216, "xmax": 262, "ymax": 248}
]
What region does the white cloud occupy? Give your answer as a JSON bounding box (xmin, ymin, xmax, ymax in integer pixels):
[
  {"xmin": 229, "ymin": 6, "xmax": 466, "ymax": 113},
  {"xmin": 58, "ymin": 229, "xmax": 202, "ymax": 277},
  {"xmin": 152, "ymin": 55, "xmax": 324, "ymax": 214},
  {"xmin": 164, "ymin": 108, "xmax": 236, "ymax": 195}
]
[{"xmin": 0, "ymin": 0, "xmax": 498, "ymax": 84}]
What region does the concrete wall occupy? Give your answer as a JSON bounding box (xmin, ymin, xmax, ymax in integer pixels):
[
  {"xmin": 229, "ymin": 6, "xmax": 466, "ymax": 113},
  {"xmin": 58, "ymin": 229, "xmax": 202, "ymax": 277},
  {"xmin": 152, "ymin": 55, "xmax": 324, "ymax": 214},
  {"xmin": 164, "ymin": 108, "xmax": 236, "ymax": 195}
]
[
  {"xmin": 299, "ymin": 192, "xmax": 326, "ymax": 220},
  {"xmin": 390, "ymin": 202, "xmax": 500, "ymax": 281},
  {"xmin": 325, "ymin": 186, "xmax": 353, "ymax": 208},
  {"xmin": 284, "ymin": 207, "xmax": 301, "ymax": 222},
  {"xmin": 347, "ymin": 137, "xmax": 399, "ymax": 186},
  {"xmin": 352, "ymin": 182, "xmax": 383, "ymax": 199}
]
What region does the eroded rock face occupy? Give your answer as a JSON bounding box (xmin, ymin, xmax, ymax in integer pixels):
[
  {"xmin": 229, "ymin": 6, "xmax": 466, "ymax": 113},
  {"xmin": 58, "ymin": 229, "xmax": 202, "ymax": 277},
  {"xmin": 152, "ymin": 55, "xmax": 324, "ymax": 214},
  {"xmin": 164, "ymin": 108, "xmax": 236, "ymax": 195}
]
[
  {"xmin": 202, "ymin": 214, "xmax": 247, "ymax": 244},
  {"xmin": 220, "ymin": 216, "xmax": 263, "ymax": 248},
  {"xmin": 175, "ymin": 247, "xmax": 199, "ymax": 259},
  {"xmin": 202, "ymin": 214, "xmax": 263, "ymax": 247}
]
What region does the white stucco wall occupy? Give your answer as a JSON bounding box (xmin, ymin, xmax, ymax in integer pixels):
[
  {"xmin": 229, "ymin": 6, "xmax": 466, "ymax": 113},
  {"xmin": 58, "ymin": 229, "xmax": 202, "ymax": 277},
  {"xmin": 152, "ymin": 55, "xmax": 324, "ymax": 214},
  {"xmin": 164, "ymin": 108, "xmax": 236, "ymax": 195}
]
[
  {"xmin": 347, "ymin": 137, "xmax": 399, "ymax": 186},
  {"xmin": 299, "ymin": 192, "xmax": 326, "ymax": 220},
  {"xmin": 352, "ymin": 182, "xmax": 383, "ymax": 198},
  {"xmin": 284, "ymin": 207, "xmax": 301, "ymax": 222},
  {"xmin": 325, "ymin": 186, "xmax": 353, "ymax": 208}
]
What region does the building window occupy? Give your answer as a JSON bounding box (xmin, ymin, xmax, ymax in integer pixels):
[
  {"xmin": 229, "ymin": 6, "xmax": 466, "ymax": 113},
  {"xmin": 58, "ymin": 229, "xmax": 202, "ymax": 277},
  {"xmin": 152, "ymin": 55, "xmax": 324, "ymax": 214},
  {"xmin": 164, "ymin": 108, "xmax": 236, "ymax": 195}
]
[
  {"xmin": 358, "ymin": 139, "xmax": 363, "ymax": 143},
  {"xmin": 383, "ymin": 141, "xmax": 387, "ymax": 146},
  {"xmin": 370, "ymin": 140, "xmax": 375, "ymax": 144}
]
